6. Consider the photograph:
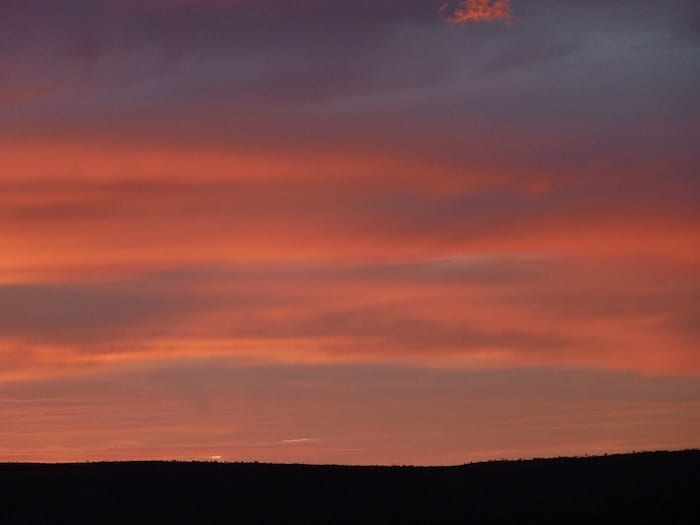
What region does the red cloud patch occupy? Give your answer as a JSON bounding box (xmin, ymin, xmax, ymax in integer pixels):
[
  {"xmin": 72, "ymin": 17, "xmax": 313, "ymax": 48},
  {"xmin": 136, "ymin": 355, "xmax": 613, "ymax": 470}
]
[{"xmin": 440, "ymin": 0, "xmax": 514, "ymax": 25}]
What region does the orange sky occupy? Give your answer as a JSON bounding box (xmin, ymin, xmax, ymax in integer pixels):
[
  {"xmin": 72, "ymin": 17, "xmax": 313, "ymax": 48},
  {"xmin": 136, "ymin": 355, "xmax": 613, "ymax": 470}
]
[{"xmin": 1, "ymin": 0, "xmax": 698, "ymax": 464}]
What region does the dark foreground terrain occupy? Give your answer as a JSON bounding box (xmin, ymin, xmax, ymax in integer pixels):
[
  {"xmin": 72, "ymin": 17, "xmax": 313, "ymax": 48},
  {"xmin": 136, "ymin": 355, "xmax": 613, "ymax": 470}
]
[{"xmin": 1, "ymin": 450, "xmax": 698, "ymax": 524}]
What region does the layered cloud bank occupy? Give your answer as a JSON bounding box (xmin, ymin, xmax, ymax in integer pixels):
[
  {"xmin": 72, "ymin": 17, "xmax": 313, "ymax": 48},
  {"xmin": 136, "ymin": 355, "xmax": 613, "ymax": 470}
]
[{"xmin": 0, "ymin": 0, "xmax": 698, "ymax": 462}]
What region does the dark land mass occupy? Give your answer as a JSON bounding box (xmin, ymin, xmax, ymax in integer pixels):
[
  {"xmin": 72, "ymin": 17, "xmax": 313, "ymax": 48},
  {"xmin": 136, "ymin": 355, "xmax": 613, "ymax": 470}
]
[{"xmin": 1, "ymin": 450, "xmax": 698, "ymax": 524}]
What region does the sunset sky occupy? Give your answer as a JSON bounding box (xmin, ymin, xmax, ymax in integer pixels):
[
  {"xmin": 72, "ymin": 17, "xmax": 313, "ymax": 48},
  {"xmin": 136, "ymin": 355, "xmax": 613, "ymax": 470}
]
[{"xmin": 1, "ymin": 0, "xmax": 699, "ymax": 465}]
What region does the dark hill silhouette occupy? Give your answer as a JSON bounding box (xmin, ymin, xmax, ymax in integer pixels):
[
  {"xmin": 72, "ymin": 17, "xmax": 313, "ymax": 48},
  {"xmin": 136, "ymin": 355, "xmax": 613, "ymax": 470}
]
[{"xmin": 1, "ymin": 450, "xmax": 698, "ymax": 524}]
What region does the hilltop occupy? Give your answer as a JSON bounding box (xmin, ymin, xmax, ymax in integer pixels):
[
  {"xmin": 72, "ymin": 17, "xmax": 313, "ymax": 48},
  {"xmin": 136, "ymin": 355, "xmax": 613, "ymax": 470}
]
[{"xmin": 1, "ymin": 450, "xmax": 698, "ymax": 524}]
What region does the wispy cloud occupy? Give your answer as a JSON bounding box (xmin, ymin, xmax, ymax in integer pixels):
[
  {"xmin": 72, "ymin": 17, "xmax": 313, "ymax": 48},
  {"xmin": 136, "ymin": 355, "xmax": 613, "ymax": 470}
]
[{"xmin": 282, "ymin": 438, "xmax": 320, "ymax": 444}]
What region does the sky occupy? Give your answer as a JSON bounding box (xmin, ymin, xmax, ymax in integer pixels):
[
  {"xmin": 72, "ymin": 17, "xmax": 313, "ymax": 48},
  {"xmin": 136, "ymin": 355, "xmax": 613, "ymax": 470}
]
[{"xmin": 0, "ymin": 0, "xmax": 699, "ymax": 465}]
